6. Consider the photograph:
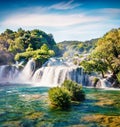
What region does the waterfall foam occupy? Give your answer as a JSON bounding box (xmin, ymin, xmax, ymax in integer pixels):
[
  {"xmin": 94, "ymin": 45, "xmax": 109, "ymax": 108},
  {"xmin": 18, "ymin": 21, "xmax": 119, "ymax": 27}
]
[
  {"xmin": 0, "ymin": 65, "xmax": 19, "ymax": 82},
  {"xmin": 15, "ymin": 59, "xmax": 36, "ymax": 83},
  {"xmin": 0, "ymin": 57, "xmax": 113, "ymax": 88},
  {"xmin": 0, "ymin": 59, "xmax": 35, "ymax": 83},
  {"xmin": 32, "ymin": 58, "xmax": 89, "ymax": 87}
]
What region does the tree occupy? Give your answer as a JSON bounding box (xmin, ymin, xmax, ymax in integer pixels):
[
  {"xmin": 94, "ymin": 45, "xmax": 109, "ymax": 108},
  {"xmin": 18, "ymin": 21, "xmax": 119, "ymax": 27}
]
[
  {"xmin": 93, "ymin": 29, "xmax": 120, "ymax": 80},
  {"xmin": 40, "ymin": 44, "xmax": 49, "ymax": 51},
  {"xmin": 0, "ymin": 28, "xmax": 58, "ymax": 65},
  {"xmin": 81, "ymin": 28, "xmax": 120, "ymax": 86},
  {"xmin": 14, "ymin": 43, "xmax": 55, "ymax": 67}
]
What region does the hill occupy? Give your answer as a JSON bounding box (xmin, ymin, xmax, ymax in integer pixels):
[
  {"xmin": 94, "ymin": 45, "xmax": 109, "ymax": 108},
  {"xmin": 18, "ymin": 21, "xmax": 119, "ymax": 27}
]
[
  {"xmin": 0, "ymin": 28, "xmax": 58, "ymax": 65},
  {"xmin": 57, "ymin": 38, "xmax": 98, "ymax": 57}
]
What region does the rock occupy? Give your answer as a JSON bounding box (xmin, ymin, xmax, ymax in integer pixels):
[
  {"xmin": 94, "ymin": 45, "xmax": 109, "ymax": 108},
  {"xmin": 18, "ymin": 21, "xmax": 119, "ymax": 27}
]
[{"xmin": 0, "ymin": 50, "xmax": 14, "ymax": 65}]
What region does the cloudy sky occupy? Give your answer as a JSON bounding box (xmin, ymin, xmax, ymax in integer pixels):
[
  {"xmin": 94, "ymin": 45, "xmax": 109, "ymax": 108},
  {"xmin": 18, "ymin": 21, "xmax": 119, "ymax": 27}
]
[{"xmin": 0, "ymin": 0, "xmax": 120, "ymax": 42}]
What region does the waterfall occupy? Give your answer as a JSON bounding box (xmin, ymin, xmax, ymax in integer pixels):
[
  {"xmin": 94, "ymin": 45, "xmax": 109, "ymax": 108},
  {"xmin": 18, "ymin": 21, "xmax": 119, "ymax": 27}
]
[
  {"xmin": 0, "ymin": 58, "xmax": 91, "ymax": 87},
  {"xmin": 99, "ymin": 79, "xmax": 112, "ymax": 88},
  {"xmin": 32, "ymin": 58, "xmax": 89, "ymax": 87},
  {"xmin": 0, "ymin": 57, "xmax": 113, "ymax": 88},
  {"xmin": 0, "ymin": 65, "xmax": 19, "ymax": 82},
  {"xmin": 16, "ymin": 59, "xmax": 36, "ymax": 82},
  {"xmin": 0, "ymin": 59, "xmax": 35, "ymax": 83}
]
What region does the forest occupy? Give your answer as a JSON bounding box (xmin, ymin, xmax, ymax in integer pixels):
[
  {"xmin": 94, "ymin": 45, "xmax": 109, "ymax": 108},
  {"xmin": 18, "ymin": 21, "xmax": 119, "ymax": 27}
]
[{"xmin": 0, "ymin": 28, "xmax": 59, "ymax": 66}]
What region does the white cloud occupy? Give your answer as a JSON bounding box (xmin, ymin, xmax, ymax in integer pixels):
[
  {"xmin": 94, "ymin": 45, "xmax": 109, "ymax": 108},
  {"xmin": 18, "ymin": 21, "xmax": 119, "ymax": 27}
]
[
  {"xmin": 88, "ymin": 8, "xmax": 120, "ymax": 18},
  {"xmin": 100, "ymin": 8, "xmax": 120, "ymax": 14},
  {"xmin": 17, "ymin": 0, "xmax": 81, "ymax": 13},
  {"xmin": 49, "ymin": 0, "xmax": 81, "ymax": 10},
  {"xmin": 1, "ymin": 13, "xmax": 104, "ymax": 27},
  {"xmin": 1, "ymin": 4, "xmax": 120, "ymax": 42},
  {"xmin": 51, "ymin": 22, "xmax": 120, "ymax": 42}
]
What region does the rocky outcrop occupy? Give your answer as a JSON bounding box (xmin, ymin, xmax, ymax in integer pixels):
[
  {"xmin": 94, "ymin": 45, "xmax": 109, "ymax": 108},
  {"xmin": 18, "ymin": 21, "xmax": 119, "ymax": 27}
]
[{"xmin": 0, "ymin": 50, "xmax": 14, "ymax": 65}]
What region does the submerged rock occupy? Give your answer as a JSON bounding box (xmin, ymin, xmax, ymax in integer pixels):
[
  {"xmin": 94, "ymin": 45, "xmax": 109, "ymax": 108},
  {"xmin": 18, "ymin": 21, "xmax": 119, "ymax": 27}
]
[{"xmin": 82, "ymin": 114, "xmax": 120, "ymax": 127}]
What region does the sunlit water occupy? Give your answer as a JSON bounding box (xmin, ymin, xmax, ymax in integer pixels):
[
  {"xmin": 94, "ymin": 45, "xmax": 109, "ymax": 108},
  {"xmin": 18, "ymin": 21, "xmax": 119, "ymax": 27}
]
[{"xmin": 0, "ymin": 83, "xmax": 120, "ymax": 127}]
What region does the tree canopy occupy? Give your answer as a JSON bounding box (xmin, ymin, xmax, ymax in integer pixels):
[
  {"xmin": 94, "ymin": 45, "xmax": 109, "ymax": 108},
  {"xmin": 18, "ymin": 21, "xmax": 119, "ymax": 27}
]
[
  {"xmin": 80, "ymin": 28, "xmax": 120, "ymax": 86},
  {"xmin": 0, "ymin": 28, "xmax": 59, "ymax": 66},
  {"xmin": 57, "ymin": 39, "xmax": 98, "ymax": 57}
]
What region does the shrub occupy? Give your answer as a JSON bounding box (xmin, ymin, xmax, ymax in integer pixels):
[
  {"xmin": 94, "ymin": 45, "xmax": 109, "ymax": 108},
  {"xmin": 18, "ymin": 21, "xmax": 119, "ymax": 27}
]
[
  {"xmin": 48, "ymin": 87, "xmax": 71, "ymax": 109},
  {"xmin": 61, "ymin": 80, "xmax": 85, "ymax": 101}
]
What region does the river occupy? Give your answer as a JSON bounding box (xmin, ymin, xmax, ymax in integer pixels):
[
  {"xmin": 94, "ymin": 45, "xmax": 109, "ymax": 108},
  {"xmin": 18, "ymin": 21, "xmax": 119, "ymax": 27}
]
[{"xmin": 0, "ymin": 83, "xmax": 120, "ymax": 127}]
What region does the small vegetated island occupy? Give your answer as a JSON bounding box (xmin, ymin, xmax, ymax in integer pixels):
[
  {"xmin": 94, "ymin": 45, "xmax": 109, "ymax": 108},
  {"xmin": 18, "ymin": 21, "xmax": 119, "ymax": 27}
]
[{"xmin": 48, "ymin": 80, "xmax": 85, "ymax": 109}]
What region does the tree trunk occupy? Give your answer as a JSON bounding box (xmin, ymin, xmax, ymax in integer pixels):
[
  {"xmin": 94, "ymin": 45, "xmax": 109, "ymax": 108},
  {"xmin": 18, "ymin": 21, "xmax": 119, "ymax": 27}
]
[
  {"xmin": 101, "ymin": 71, "xmax": 105, "ymax": 78},
  {"xmin": 105, "ymin": 58, "xmax": 120, "ymax": 85}
]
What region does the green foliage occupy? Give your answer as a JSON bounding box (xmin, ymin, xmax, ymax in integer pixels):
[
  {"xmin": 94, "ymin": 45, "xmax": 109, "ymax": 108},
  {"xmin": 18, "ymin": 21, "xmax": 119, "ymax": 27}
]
[
  {"xmin": 48, "ymin": 87, "xmax": 71, "ymax": 109},
  {"xmin": 26, "ymin": 44, "xmax": 33, "ymax": 52},
  {"xmin": 61, "ymin": 80, "xmax": 85, "ymax": 101},
  {"xmin": 80, "ymin": 58, "xmax": 108, "ymax": 77},
  {"xmin": 15, "ymin": 44, "xmax": 55, "ymax": 66},
  {"xmin": 48, "ymin": 50, "xmax": 55, "ymax": 56},
  {"xmin": 117, "ymin": 72, "xmax": 120, "ymax": 83},
  {"xmin": 48, "ymin": 80, "xmax": 85, "ymax": 109},
  {"xmin": 80, "ymin": 60, "xmax": 95, "ymax": 74},
  {"xmin": 40, "ymin": 44, "xmax": 49, "ymax": 51},
  {"xmin": 91, "ymin": 28, "xmax": 120, "ymax": 83},
  {"xmin": 57, "ymin": 39, "xmax": 98, "ymax": 57},
  {"xmin": 0, "ymin": 28, "xmax": 58, "ymax": 65},
  {"xmin": 80, "ymin": 28, "xmax": 120, "ymax": 86}
]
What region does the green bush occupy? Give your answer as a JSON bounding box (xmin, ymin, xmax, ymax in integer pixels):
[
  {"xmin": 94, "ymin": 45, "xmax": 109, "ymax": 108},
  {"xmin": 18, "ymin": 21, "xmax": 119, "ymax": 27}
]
[
  {"xmin": 61, "ymin": 80, "xmax": 85, "ymax": 101},
  {"xmin": 48, "ymin": 87, "xmax": 71, "ymax": 109}
]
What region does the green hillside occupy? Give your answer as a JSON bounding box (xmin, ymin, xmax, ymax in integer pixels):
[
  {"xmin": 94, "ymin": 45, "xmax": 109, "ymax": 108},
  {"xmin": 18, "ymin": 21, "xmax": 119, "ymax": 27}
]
[
  {"xmin": 0, "ymin": 28, "xmax": 58, "ymax": 65},
  {"xmin": 57, "ymin": 39, "xmax": 98, "ymax": 57}
]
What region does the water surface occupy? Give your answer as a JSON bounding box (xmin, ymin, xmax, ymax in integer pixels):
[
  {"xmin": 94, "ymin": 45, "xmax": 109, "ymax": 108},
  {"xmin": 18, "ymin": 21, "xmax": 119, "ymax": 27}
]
[{"xmin": 0, "ymin": 83, "xmax": 120, "ymax": 127}]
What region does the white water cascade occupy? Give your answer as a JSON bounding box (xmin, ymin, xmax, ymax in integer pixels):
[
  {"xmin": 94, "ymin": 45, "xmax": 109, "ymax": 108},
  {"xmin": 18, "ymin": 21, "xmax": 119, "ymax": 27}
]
[
  {"xmin": 32, "ymin": 66, "xmax": 89, "ymax": 86},
  {"xmin": 16, "ymin": 59, "xmax": 36, "ymax": 82},
  {"xmin": 0, "ymin": 58, "xmax": 113, "ymax": 88},
  {"xmin": 32, "ymin": 58, "xmax": 89, "ymax": 86},
  {"xmin": 0, "ymin": 59, "xmax": 36, "ymax": 83},
  {"xmin": 0, "ymin": 58, "xmax": 89, "ymax": 86},
  {"xmin": 0, "ymin": 65, "xmax": 19, "ymax": 82}
]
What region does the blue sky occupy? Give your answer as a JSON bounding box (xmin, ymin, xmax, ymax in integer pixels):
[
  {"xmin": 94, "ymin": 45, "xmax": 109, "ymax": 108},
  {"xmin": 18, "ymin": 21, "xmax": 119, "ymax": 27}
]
[{"xmin": 0, "ymin": 0, "xmax": 120, "ymax": 42}]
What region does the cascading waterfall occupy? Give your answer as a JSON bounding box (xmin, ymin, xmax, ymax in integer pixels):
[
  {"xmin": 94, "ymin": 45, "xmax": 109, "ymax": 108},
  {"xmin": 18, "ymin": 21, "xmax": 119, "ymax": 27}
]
[
  {"xmin": 0, "ymin": 59, "xmax": 35, "ymax": 83},
  {"xmin": 0, "ymin": 58, "xmax": 89, "ymax": 86},
  {"xmin": 32, "ymin": 58, "xmax": 89, "ymax": 86},
  {"xmin": 0, "ymin": 65, "xmax": 19, "ymax": 82},
  {"xmin": 0, "ymin": 57, "xmax": 113, "ymax": 88},
  {"xmin": 99, "ymin": 79, "xmax": 112, "ymax": 88},
  {"xmin": 15, "ymin": 59, "xmax": 36, "ymax": 82}
]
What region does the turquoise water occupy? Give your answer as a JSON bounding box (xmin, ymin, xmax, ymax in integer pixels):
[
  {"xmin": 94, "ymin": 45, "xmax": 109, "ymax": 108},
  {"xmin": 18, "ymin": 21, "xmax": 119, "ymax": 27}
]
[{"xmin": 0, "ymin": 83, "xmax": 120, "ymax": 127}]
